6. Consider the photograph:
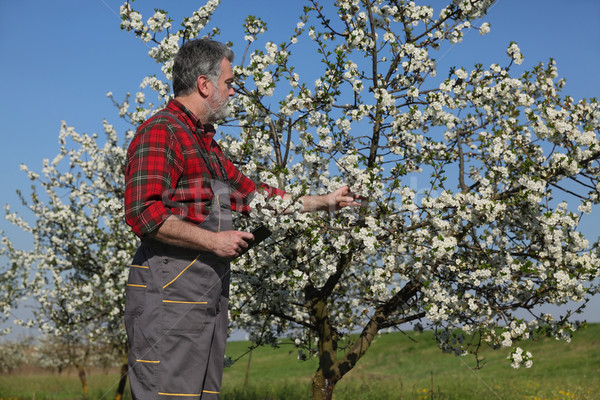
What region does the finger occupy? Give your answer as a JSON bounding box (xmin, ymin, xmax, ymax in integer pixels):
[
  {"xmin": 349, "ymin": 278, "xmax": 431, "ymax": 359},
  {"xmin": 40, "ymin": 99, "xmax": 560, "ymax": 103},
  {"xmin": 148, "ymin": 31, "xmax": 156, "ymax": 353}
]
[
  {"xmin": 340, "ymin": 198, "xmax": 362, "ymax": 206},
  {"xmin": 339, "ymin": 196, "xmax": 358, "ymax": 204},
  {"xmin": 339, "ymin": 186, "xmax": 351, "ymax": 195},
  {"xmin": 230, "ymin": 244, "xmax": 243, "ymax": 258},
  {"xmin": 239, "ymin": 231, "xmax": 254, "ymax": 241}
]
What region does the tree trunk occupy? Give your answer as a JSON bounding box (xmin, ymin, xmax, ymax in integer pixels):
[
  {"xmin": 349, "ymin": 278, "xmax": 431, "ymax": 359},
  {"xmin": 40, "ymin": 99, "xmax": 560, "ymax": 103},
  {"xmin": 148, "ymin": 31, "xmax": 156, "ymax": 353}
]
[
  {"xmin": 244, "ymin": 349, "xmax": 253, "ymax": 390},
  {"xmin": 77, "ymin": 365, "xmax": 89, "ymax": 399},
  {"xmin": 115, "ymin": 363, "xmax": 128, "ymax": 400},
  {"xmin": 311, "ymin": 368, "xmax": 336, "ymax": 400}
]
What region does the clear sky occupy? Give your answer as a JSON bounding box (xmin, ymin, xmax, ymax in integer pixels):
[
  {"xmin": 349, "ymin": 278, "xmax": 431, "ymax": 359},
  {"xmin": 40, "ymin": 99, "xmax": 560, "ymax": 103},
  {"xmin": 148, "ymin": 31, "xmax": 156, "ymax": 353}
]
[{"xmin": 0, "ymin": 0, "xmax": 599, "ymax": 332}]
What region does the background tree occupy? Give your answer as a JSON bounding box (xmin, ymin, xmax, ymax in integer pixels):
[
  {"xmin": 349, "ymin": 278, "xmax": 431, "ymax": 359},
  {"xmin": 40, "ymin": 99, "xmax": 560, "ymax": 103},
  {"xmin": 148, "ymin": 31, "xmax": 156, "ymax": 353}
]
[
  {"xmin": 1, "ymin": 120, "xmax": 135, "ymax": 398},
  {"xmin": 0, "ymin": 336, "xmax": 32, "ymax": 374},
  {"xmin": 1, "ymin": 1, "xmax": 599, "ymax": 400}
]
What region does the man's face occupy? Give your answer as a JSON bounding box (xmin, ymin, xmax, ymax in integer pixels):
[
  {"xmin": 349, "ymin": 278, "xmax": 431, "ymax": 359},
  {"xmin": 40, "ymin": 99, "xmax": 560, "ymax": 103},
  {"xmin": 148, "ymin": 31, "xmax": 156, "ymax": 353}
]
[{"xmin": 206, "ymin": 58, "xmax": 235, "ymax": 123}]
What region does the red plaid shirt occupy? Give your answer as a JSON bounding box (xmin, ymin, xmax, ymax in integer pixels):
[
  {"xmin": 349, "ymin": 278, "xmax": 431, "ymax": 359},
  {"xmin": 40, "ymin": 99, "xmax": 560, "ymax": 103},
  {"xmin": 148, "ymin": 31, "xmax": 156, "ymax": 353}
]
[{"xmin": 124, "ymin": 99, "xmax": 284, "ymax": 237}]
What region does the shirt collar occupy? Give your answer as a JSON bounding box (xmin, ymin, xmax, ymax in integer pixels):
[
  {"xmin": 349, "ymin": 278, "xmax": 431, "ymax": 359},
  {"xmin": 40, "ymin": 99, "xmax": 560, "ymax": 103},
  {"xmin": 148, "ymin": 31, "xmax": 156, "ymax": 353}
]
[{"xmin": 167, "ymin": 99, "xmax": 216, "ymax": 138}]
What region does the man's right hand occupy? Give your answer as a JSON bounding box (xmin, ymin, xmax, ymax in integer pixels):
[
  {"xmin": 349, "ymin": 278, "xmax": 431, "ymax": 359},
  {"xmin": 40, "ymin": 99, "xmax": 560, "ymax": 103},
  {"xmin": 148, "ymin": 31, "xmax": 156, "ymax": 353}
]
[
  {"xmin": 210, "ymin": 230, "xmax": 254, "ymax": 259},
  {"xmin": 149, "ymin": 216, "xmax": 254, "ymax": 258}
]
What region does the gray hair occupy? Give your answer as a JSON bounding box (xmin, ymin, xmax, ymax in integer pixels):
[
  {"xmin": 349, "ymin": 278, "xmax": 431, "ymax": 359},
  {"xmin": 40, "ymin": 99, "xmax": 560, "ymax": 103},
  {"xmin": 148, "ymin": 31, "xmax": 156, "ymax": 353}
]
[{"xmin": 172, "ymin": 38, "xmax": 235, "ymax": 97}]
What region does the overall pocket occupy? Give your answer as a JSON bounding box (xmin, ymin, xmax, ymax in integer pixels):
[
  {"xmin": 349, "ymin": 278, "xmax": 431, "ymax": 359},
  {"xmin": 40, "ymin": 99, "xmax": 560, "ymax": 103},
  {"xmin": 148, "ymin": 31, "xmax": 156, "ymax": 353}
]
[{"xmin": 161, "ymin": 256, "xmax": 223, "ymax": 332}]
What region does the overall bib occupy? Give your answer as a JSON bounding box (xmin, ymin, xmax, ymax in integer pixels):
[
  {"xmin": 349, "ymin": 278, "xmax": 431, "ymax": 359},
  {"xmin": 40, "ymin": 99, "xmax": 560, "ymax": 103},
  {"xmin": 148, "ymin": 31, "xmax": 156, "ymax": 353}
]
[{"xmin": 124, "ymin": 112, "xmax": 232, "ymax": 399}]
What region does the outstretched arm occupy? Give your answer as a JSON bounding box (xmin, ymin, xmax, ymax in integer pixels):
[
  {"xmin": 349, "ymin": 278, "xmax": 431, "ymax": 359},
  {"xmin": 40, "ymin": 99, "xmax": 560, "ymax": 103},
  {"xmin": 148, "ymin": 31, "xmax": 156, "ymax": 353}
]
[{"xmin": 284, "ymin": 185, "xmax": 362, "ymax": 213}]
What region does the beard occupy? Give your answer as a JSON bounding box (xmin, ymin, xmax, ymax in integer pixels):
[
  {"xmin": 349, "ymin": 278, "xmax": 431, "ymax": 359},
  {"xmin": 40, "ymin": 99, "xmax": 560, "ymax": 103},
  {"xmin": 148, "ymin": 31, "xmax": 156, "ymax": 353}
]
[{"xmin": 205, "ymin": 89, "xmax": 230, "ymax": 124}]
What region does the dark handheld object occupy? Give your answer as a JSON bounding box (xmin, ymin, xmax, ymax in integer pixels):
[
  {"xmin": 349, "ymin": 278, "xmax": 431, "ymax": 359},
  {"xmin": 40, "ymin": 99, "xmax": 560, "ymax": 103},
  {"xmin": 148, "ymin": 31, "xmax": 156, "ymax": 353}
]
[{"xmin": 240, "ymin": 224, "xmax": 272, "ymax": 256}]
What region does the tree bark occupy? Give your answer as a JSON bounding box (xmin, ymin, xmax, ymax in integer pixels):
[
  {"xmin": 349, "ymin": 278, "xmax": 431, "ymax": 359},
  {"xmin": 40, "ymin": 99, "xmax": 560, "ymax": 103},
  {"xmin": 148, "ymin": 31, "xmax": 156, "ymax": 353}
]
[
  {"xmin": 115, "ymin": 363, "xmax": 128, "ymax": 400},
  {"xmin": 312, "ymin": 368, "xmax": 336, "ymax": 400},
  {"xmin": 77, "ymin": 364, "xmax": 89, "ymax": 399},
  {"xmin": 308, "ymin": 296, "xmax": 341, "ymax": 400},
  {"xmin": 244, "ymin": 349, "xmax": 253, "ymax": 390}
]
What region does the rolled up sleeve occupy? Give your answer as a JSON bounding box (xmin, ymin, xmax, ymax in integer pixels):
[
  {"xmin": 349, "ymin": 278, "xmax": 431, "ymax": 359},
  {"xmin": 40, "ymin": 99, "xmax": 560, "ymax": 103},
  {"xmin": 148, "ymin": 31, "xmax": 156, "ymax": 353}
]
[
  {"xmin": 124, "ymin": 125, "xmax": 182, "ymax": 237},
  {"xmin": 221, "ymin": 154, "xmax": 285, "ymax": 215}
]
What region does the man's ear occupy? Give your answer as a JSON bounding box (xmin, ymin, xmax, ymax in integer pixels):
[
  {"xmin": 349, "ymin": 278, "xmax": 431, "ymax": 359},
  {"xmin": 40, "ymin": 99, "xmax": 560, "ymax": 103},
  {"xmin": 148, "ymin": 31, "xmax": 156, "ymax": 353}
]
[{"xmin": 196, "ymin": 75, "xmax": 212, "ymax": 98}]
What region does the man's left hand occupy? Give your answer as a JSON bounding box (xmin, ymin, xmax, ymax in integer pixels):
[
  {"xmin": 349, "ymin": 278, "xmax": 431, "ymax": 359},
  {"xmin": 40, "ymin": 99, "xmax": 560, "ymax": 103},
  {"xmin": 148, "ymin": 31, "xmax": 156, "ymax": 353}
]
[
  {"xmin": 326, "ymin": 185, "xmax": 362, "ymax": 211},
  {"xmin": 287, "ymin": 185, "xmax": 362, "ymax": 212}
]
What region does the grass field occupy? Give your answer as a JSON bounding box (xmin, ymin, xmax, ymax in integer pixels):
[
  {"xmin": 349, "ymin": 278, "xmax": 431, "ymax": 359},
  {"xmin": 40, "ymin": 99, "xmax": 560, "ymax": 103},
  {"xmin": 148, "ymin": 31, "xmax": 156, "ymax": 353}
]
[{"xmin": 1, "ymin": 323, "xmax": 599, "ymax": 400}]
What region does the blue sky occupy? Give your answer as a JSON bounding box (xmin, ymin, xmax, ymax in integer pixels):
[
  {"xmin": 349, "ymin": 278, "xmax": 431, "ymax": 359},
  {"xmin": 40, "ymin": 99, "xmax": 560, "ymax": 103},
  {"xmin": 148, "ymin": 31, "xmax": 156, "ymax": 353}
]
[{"xmin": 0, "ymin": 0, "xmax": 599, "ymax": 329}]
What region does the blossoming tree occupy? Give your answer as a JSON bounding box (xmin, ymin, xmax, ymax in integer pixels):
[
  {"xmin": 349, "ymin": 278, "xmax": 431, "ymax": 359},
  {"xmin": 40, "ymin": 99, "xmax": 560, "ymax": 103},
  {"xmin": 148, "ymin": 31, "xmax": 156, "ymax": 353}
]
[
  {"xmin": 2, "ymin": 0, "xmax": 599, "ymax": 399},
  {"xmin": 0, "ymin": 119, "xmax": 135, "ymax": 397}
]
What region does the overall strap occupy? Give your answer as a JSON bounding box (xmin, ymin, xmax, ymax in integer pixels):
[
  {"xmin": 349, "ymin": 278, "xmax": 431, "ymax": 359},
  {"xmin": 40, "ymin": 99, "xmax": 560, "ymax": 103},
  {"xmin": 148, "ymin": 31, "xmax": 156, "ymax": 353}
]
[{"xmin": 154, "ymin": 110, "xmax": 229, "ymax": 182}]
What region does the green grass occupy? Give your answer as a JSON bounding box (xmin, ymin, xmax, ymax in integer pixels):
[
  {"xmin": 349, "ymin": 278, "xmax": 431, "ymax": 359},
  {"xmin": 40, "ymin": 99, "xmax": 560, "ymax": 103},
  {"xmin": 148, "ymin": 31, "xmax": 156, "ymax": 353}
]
[
  {"xmin": 221, "ymin": 324, "xmax": 600, "ymax": 400},
  {"xmin": 1, "ymin": 324, "xmax": 599, "ymax": 400},
  {"xmin": 0, "ymin": 371, "xmax": 129, "ymax": 400}
]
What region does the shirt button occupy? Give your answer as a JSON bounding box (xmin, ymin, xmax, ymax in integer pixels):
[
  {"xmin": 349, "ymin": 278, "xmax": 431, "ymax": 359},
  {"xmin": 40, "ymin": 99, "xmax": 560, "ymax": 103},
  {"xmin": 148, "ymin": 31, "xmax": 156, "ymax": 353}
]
[{"xmin": 163, "ymin": 258, "xmax": 169, "ymax": 264}]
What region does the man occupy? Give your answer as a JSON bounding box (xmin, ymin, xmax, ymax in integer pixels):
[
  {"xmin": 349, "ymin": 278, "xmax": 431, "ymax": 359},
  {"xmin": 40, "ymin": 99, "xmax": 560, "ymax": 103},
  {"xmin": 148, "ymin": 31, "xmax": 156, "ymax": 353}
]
[{"xmin": 123, "ymin": 38, "xmax": 359, "ymax": 399}]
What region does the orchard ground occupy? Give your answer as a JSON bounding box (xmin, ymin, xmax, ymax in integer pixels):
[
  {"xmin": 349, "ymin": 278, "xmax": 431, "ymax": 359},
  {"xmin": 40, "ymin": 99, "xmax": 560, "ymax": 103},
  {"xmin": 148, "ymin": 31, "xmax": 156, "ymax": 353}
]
[{"xmin": 1, "ymin": 324, "xmax": 599, "ymax": 400}]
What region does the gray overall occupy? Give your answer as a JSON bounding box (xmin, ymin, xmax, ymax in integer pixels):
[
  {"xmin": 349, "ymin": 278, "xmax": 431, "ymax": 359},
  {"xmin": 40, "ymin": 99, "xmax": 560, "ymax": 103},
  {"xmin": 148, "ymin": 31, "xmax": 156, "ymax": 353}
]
[{"xmin": 125, "ymin": 112, "xmax": 232, "ymax": 399}]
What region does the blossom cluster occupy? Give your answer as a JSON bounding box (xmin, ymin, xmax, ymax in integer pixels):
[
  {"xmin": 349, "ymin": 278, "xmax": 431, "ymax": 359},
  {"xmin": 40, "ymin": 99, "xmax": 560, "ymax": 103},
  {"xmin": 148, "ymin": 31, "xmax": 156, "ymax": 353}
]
[{"xmin": 508, "ymin": 347, "xmax": 533, "ymax": 369}]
